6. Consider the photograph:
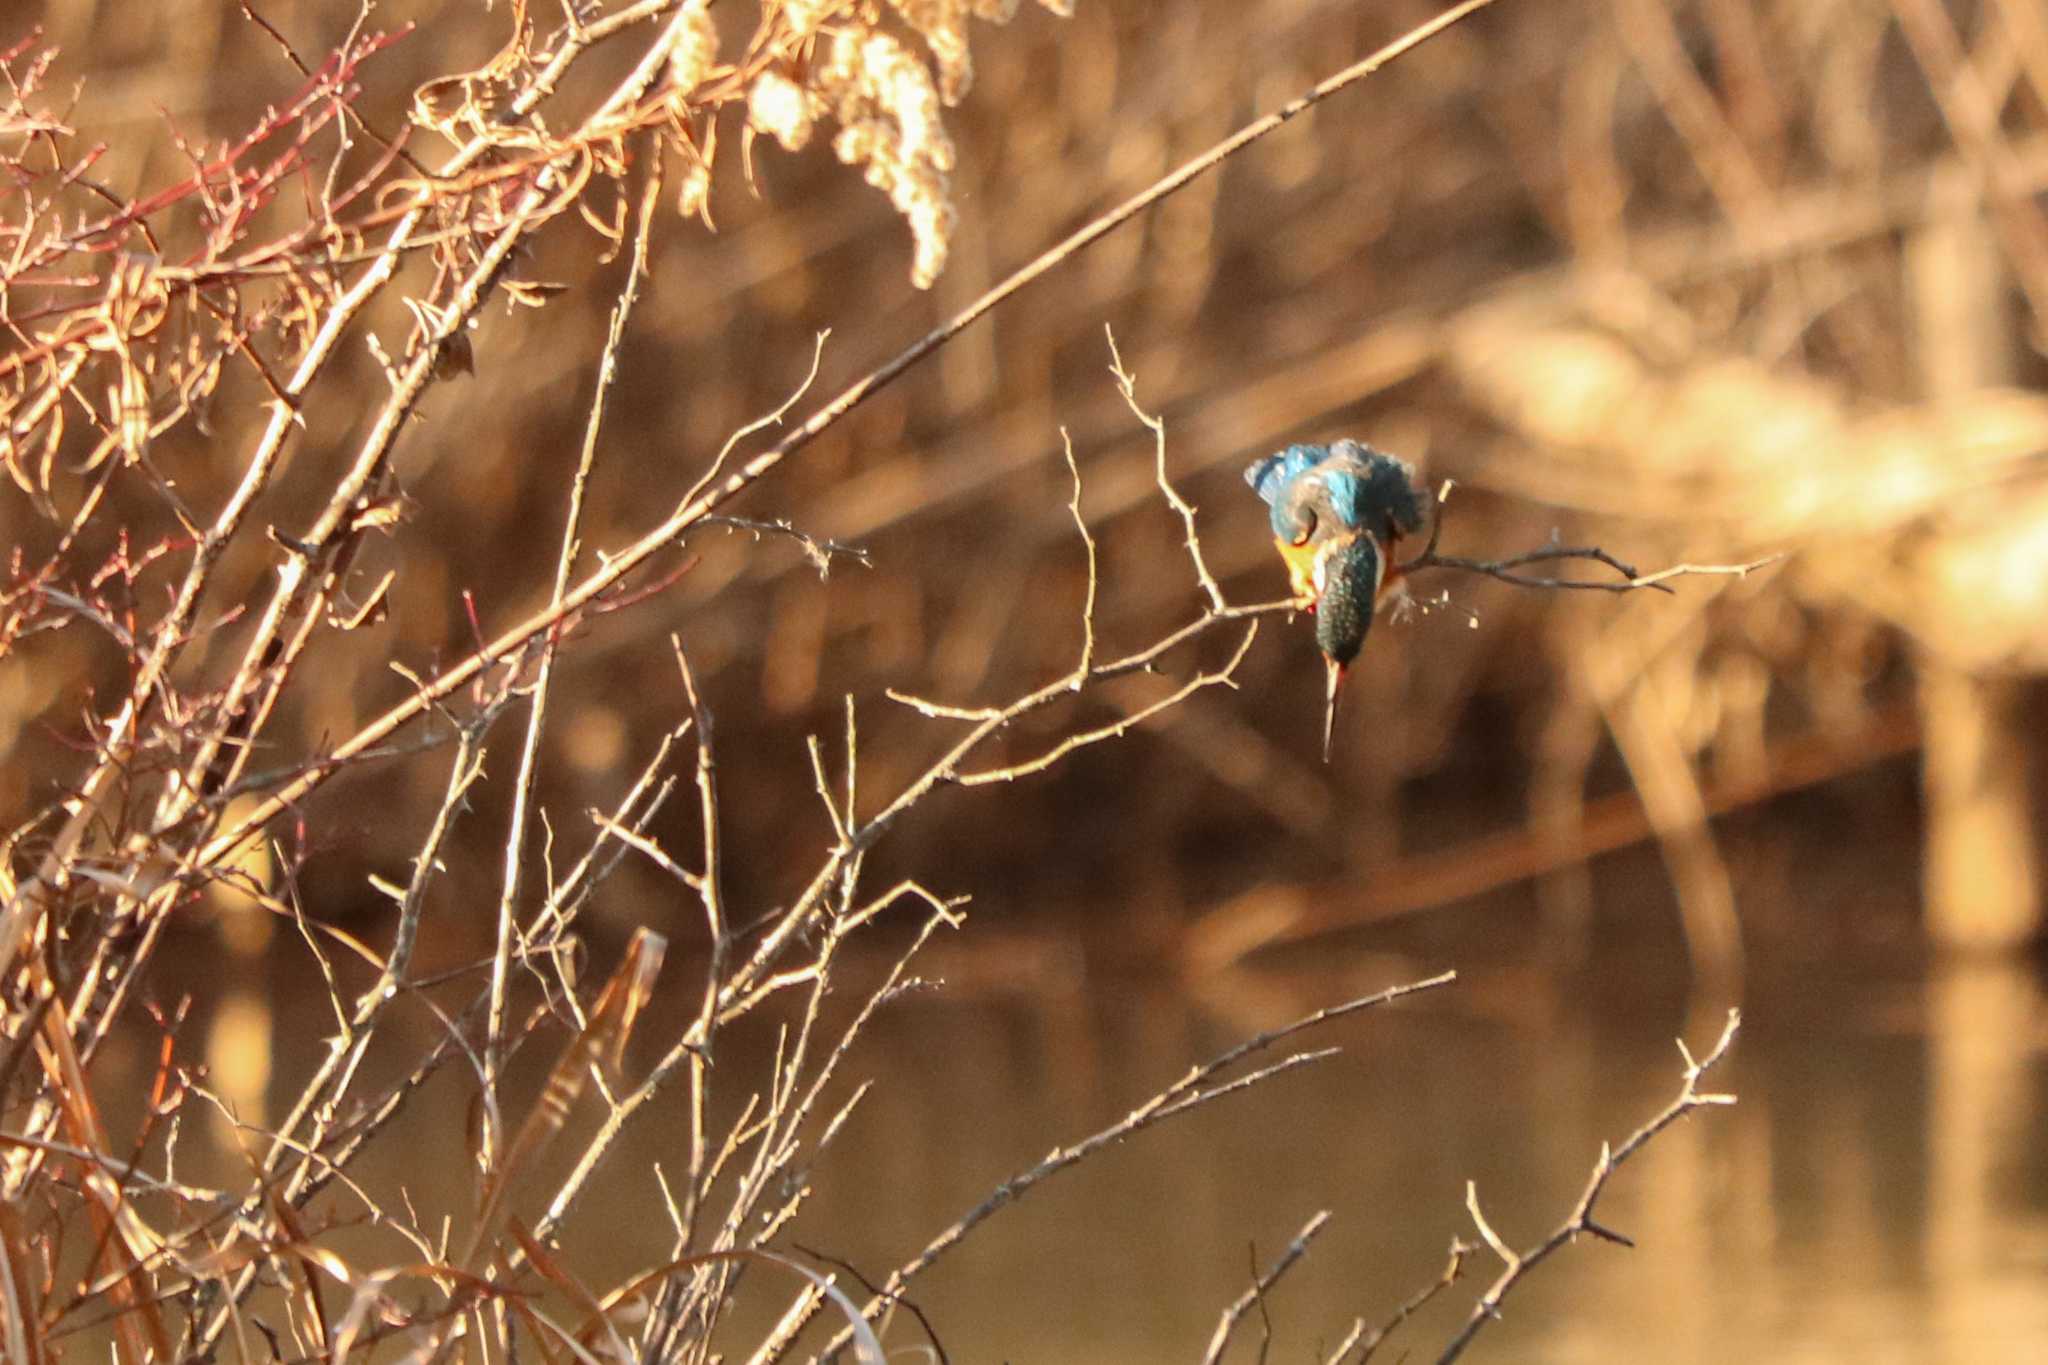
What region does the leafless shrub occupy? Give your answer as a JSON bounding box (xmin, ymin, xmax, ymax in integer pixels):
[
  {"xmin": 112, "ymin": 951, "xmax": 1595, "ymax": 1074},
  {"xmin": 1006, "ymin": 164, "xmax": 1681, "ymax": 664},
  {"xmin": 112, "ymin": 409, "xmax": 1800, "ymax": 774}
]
[{"xmin": 0, "ymin": 2, "xmax": 1750, "ymax": 1359}]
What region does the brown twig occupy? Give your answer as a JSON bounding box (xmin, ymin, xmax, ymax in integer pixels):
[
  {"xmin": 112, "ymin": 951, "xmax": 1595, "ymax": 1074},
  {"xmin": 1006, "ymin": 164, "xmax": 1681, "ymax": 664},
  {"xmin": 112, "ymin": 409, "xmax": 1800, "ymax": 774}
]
[
  {"xmin": 1400, "ymin": 481, "xmax": 1786, "ymax": 595},
  {"xmin": 1108, "ymin": 326, "xmax": 1226, "ymax": 613},
  {"xmin": 1328, "ymin": 1239, "xmax": 1472, "ymax": 1364},
  {"xmin": 483, "ymin": 157, "xmax": 662, "ymax": 1170},
  {"xmin": 1434, "ymin": 1009, "xmax": 1742, "ymax": 1363},
  {"xmin": 1203, "ymin": 1211, "xmax": 1333, "ymax": 1365},
  {"xmin": 815, "ymin": 972, "xmax": 1457, "ymax": 1359}
]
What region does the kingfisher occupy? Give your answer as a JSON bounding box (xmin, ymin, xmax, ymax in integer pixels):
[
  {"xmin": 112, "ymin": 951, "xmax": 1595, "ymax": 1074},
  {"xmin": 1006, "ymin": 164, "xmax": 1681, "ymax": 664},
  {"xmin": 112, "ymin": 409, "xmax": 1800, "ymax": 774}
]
[{"xmin": 1245, "ymin": 439, "xmax": 1428, "ymax": 759}]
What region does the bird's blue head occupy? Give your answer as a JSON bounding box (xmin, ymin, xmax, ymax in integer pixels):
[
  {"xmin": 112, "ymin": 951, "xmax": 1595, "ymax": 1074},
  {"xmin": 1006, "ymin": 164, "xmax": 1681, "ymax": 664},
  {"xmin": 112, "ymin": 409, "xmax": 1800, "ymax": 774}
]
[
  {"xmin": 1244, "ymin": 443, "xmax": 1329, "ymax": 545},
  {"xmin": 1244, "ymin": 440, "xmax": 1427, "ymax": 549}
]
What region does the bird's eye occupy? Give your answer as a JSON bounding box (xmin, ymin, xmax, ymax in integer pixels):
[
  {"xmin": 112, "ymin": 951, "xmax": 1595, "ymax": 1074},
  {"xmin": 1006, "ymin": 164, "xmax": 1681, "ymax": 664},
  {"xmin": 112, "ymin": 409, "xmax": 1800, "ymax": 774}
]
[{"xmin": 1289, "ymin": 508, "xmax": 1317, "ymax": 546}]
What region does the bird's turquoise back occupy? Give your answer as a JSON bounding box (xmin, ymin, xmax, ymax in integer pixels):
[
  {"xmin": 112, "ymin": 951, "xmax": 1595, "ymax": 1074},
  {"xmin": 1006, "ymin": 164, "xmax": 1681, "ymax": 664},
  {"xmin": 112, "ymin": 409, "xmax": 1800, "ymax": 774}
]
[{"xmin": 1243, "ymin": 440, "xmax": 1425, "ymax": 545}]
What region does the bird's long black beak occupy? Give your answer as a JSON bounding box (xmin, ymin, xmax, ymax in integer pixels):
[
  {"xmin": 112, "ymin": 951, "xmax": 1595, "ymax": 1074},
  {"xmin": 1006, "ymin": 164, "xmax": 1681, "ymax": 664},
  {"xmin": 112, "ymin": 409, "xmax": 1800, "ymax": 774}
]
[{"xmin": 1323, "ymin": 656, "xmax": 1345, "ymax": 763}]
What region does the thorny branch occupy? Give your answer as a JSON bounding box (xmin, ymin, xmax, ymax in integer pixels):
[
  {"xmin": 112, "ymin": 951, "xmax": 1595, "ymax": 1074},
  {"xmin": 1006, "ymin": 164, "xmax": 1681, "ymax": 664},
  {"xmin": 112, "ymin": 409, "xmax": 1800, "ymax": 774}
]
[
  {"xmin": 1203, "ymin": 1210, "xmax": 1333, "ymax": 1365},
  {"xmin": 813, "ymin": 972, "xmax": 1459, "ymax": 1361},
  {"xmin": 1328, "ymin": 1239, "xmax": 1473, "ymax": 1364},
  {"xmin": 1434, "ymin": 1009, "xmax": 1743, "ymax": 1364}
]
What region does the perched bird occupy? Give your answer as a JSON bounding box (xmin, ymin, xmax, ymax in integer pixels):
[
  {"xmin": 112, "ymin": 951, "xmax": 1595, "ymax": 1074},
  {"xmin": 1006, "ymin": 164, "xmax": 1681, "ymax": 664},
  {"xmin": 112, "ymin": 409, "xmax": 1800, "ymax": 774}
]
[{"xmin": 1245, "ymin": 439, "xmax": 1428, "ymax": 759}]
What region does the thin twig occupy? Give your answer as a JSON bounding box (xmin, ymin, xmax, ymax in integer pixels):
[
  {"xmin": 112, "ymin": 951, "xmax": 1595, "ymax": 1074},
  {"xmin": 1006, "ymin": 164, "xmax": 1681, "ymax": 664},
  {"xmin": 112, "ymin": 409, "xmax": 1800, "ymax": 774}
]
[
  {"xmin": 1202, "ymin": 1211, "xmax": 1332, "ymax": 1365},
  {"xmin": 1435, "ymin": 1009, "xmax": 1742, "ymax": 1363},
  {"xmin": 485, "ymin": 154, "xmax": 663, "ymax": 1170},
  {"xmin": 1329, "ymin": 1239, "xmax": 1471, "ymax": 1364},
  {"xmin": 953, "ymin": 625, "xmax": 1258, "ymax": 786},
  {"xmin": 699, "ymin": 516, "xmax": 871, "ymax": 577},
  {"xmin": 1062, "ymin": 426, "xmax": 1099, "ymax": 678},
  {"xmin": 1400, "ymin": 482, "xmax": 1787, "ymax": 595},
  {"xmin": 817, "ymin": 972, "xmax": 1457, "ymax": 1359},
  {"xmin": 1107, "ymin": 326, "xmax": 1225, "ymax": 613}
]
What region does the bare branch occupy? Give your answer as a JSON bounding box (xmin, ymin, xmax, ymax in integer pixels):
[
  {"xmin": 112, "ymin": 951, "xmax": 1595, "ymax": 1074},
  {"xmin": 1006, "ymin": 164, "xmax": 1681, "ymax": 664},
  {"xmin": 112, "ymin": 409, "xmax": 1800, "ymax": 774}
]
[
  {"xmin": 1203, "ymin": 1211, "xmax": 1333, "ymax": 1365},
  {"xmin": 698, "ymin": 516, "xmax": 872, "ymax": 577},
  {"xmin": 485, "ymin": 157, "xmax": 664, "ymax": 1169},
  {"xmin": 1435, "ymin": 1009, "xmax": 1742, "ymax": 1363},
  {"xmin": 954, "ymin": 624, "xmax": 1258, "ymax": 786},
  {"xmin": 1328, "ymin": 1239, "xmax": 1471, "ymax": 1365},
  {"xmin": 1107, "ymin": 326, "xmax": 1225, "ymax": 612},
  {"xmin": 1062, "ymin": 426, "xmax": 1099, "ymax": 678},
  {"xmin": 817, "ymin": 972, "xmax": 1457, "ymax": 1358},
  {"xmin": 1400, "ymin": 482, "xmax": 1786, "ymax": 595}
]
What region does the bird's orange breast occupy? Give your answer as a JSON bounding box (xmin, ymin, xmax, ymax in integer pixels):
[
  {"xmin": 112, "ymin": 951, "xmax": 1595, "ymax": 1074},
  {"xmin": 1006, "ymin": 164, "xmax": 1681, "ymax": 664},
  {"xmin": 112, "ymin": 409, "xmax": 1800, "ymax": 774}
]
[
  {"xmin": 1279, "ymin": 532, "xmax": 1402, "ymax": 604},
  {"xmin": 1277, "ymin": 538, "xmax": 1321, "ymax": 600}
]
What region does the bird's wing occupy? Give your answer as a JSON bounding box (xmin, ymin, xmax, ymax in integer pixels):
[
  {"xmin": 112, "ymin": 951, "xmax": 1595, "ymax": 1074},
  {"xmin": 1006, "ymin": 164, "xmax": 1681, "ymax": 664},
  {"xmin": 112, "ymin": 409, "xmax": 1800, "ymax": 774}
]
[{"xmin": 1319, "ymin": 441, "xmax": 1426, "ymax": 537}]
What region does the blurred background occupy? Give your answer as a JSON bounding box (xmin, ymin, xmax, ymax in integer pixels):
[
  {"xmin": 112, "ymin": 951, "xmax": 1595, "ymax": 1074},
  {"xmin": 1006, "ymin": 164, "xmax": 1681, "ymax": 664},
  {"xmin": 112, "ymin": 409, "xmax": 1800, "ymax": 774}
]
[{"xmin": 10, "ymin": 0, "xmax": 2048, "ymax": 1358}]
